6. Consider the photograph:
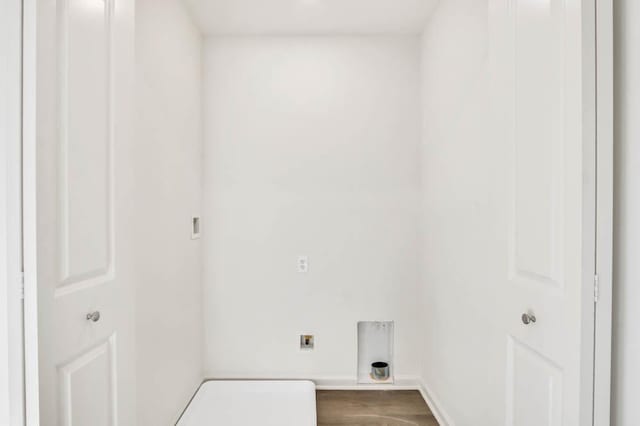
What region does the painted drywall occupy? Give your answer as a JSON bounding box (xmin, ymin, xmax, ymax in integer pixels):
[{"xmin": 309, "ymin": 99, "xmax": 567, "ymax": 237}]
[
  {"xmin": 612, "ymin": 1, "xmax": 640, "ymax": 424},
  {"xmin": 183, "ymin": 0, "xmax": 439, "ymax": 36},
  {"xmin": 202, "ymin": 36, "xmax": 422, "ymax": 382},
  {"xmin": 134, "ymin": 1, "xmax": 203, "ymax": 424},
  {"xmin": 418, "ymin": 1, "xmax": 504, "ymax": 424}
]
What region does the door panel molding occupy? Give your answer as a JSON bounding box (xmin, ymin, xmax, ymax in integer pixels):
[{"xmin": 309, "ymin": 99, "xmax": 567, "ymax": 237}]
[
  {"xmin": 58, "ymin": 334, "xmax": 118, "ymax": 426},
  {"xmin": 56, "ymin": 0, "xmax": 116, "ymax": 297},
  {"xmin": 506, "ymin": 336, "xmax": 563, "ymax": 426},
  {"xmin": 508, "ymin": 0, "xmax": 567, "ymax": 291}
]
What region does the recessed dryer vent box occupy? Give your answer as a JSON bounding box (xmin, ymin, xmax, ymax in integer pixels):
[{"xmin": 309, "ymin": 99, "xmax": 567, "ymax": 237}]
[{"xmin": 357, "ymin": 321, "xmax": 394, "ymax": 384}]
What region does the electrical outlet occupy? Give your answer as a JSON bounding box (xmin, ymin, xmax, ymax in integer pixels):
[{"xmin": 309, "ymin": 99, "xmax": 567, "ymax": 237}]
[
  {"xmin": 297, "ymin": 256, "xmax": 308, "ymax": 273},
  {"xmin": 300, "ymin": 335, "xmax": 314, "ymax": 350}
]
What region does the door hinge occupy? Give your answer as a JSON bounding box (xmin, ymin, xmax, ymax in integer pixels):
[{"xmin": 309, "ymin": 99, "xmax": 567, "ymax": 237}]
[
  {"xmin": 19, "ymin": 272, "xmax": 24, "ymax": 300},
  {"xmin": 594, "ymin": 274, "xmax": 600, "ymax": 303}
]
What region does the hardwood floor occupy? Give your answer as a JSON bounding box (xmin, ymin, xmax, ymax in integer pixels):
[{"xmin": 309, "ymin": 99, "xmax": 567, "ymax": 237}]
[{"xmin": 316, "ymin": 390, "xmax": 439, "ymax": 426}]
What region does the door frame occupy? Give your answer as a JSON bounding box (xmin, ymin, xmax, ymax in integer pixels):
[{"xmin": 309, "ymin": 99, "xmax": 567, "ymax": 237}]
[
  {"xmin": 1, "ymin": 0, "xmax": 25, "ymax": 423},
  {"xmin": 593, "ymin": 0, "xmax": 614, "ymax": 425},
  {"xmin": 21, "ymin": 0, "xmax": 41, "ymax": 423}
]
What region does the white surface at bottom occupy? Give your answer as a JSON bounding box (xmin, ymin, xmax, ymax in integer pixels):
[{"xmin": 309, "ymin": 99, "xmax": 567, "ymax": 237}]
[{"xmin": 177, "ymin": 380, "xmax": 317, "ymax": 426}]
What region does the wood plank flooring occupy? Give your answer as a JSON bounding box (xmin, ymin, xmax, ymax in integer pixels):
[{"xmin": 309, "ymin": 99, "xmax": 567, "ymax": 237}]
[{"xmin": 316, "ymin": 390, "xmax": 439, "ymax": 426}]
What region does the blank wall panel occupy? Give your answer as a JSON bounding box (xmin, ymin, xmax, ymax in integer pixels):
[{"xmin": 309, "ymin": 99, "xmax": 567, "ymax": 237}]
[{"xmin": 57, "ymin": 0, "xmax": 114, "ymax": 295}]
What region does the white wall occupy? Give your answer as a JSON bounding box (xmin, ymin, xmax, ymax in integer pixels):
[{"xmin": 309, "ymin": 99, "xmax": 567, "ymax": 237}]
[
  {"xmin": 612, "ymin": 1, "xmax": 640, "ymax": 424},
  {"xmin": 419, "ymin": 1, "xmax": 503, "ymax": 424},
  {"xmin": 134, "ymin": 1, "xmax": 203, "ymax": 423},
  {"xmin": 202, "ymin": 36, "xmax": 422, "ymax": 382}
]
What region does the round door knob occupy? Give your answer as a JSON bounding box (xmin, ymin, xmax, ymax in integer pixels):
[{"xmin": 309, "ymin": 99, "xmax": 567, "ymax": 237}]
[
  {"xmin": 521, "ymin": 312, "xmax": 536, "ymax": 325},
  {"xmin": 86, "ymin": 311, "xmax": 101, "ymax": 322}
]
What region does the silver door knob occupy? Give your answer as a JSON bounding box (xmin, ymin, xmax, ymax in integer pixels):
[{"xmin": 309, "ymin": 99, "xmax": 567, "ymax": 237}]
[
  {"xmin": 521, "ymin": 312, "xmax": 536, "ymax": 325},
  {"xmin": 86, "ymin": 311, "xmax": 101, "ymax": 322}
]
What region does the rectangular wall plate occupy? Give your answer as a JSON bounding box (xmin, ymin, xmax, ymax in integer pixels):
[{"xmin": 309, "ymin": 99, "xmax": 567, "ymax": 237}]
[
  {"xmin": 298, "ymin": 256, "xmax": 308, "ymax": 273},
  {"xmin": 191, "ymin": 216, "xmax": 201, "ymax": 239},
  {"xmin": 300, "ymin": 335, "xmax": 314, "ymax": 350}
]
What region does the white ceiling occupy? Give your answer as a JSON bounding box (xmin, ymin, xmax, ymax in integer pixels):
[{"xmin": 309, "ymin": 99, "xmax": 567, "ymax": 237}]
[{"xmin": 182, "ymin": 0, "xmax": 440, "ymax": 35}]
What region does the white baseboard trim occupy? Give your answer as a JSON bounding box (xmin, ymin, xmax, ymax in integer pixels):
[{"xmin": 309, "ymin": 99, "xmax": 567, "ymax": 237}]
[
  {"xmin": 314, "ymin": 375, "xmax": 421, "ymax": 390},
  {"xmin": 417, "ymin": 379, "xmax": 454, "ymax": 426},
  {"xmin": 204, "ymin": 374, "xmax": 422, "ymax": 390}
]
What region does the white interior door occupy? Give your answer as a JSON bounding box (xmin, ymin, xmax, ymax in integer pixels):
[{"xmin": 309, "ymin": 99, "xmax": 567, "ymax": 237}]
[
  {"xmin": 491, "ymin": 0, "xmax": 596, "ymax": 425},
  {"xmin": 25, "ymin": 0, "xmax": 136, "ymax": 424}
]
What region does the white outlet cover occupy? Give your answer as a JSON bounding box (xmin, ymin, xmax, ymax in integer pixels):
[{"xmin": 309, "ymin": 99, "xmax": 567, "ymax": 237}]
[{"xmin": 297, "ymin": 256, "xmax": 308, "ymax": 273}]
